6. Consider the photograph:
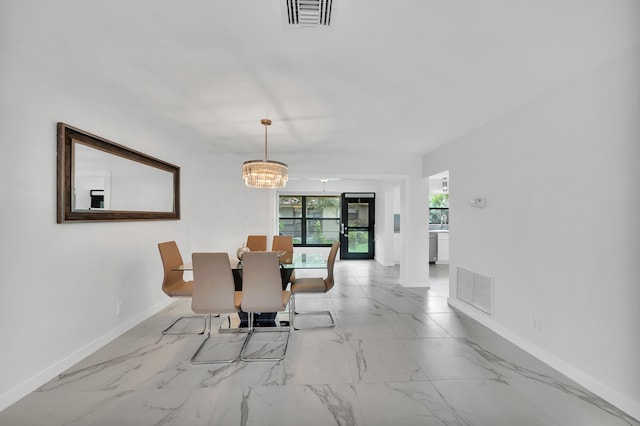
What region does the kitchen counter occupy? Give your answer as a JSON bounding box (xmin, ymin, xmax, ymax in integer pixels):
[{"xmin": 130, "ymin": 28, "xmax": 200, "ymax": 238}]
[{"xmin": 429, "ymin": 230, "xmax": 449, "ymax": 263}]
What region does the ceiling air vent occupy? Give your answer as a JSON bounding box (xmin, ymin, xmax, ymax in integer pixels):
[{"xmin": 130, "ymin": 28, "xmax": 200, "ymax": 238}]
[{"xmin": 286, "ymin": 0, "xmax": 333, "ymax": 27}]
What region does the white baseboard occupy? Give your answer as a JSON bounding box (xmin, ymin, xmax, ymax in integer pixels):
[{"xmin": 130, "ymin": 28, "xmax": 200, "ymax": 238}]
[
  {"xmin": 0, "ymin": 299, "xmax": 173, "ymax": 412},
  {"xmin": 447, "ymin": 298, "xmax": 640, "ymax": 421}
]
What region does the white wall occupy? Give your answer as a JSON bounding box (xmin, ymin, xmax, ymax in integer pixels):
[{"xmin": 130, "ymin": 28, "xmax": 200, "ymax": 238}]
[
  {"xmin": 423, "ymin": 45, "xmax": 640, "ymax": 418},
  {"xmin": 0, "ymin": 66, "xmax": 196, "ymax": 408},
  {"xmin": 185, "ymin": 151, "xmax": 273, "ymax": 254}
]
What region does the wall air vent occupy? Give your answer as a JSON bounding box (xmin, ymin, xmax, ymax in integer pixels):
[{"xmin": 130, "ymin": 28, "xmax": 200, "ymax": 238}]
[
  {"xmin": 457, "ymin": 267, "xmax": 494, "ymax": 315},
  {"xmin": 286, "ymin": 0, "xmax": 333, "ymax": 27}
]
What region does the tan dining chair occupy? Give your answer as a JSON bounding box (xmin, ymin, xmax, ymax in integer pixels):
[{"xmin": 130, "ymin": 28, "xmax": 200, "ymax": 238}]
[
  {"xmin": 245, "ymin": 235, "xmax": 267, "ymax": 252},
  {"xmin": 158, "ymin": 241, "xmax": 206, "ymax": 335},
  {"xmin": 239, "ymin": 251, "xmax": 292, "ymax": 362},
  {"xmin": 290, "ymin": 240, "xmax": 340, "ymax": 330},
  {"xmin": 271, "ymin": 235, "xmax": 294, "ymax": 264},
  {"xmin": 190, "ymin": 252, "xmax": 246, "ymax": 364},
  {"xmin": 271, "ymin": 234, "xmax": 296, "ymax": 284}
]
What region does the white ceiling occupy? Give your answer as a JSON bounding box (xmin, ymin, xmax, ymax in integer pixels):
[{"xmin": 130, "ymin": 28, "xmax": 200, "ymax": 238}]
[{"xmin": 3, "ymin": 0, "xmax": 639, "ymax": 159}]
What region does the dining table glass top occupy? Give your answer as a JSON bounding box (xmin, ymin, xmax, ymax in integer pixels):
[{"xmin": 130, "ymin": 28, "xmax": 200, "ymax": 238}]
[{"xmin": 175, "ymin": 252, "xmax": 326, "ymax": 271}]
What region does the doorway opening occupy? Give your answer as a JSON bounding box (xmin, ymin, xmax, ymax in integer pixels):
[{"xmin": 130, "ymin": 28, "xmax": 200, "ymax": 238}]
[{"xmin": 428, "ymin": 171, "xmax": 450, "ymax": 297}]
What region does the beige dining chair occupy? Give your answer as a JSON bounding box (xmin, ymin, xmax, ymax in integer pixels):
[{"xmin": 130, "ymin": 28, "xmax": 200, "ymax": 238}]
[
  {"xmin": 190, "ymin": 252, "xmax": 246, "ymax": 364},
  {"xmin": 245, "ymin": 235, "xmax": 267, "ymax": 252},
  {"xmin": 290, "ymin": 240, "xmax": 340, "ymax": 330},
  {"xmin": 158, "ymin": 241, "xmax": 206, "ymax": 335},
  {"xmin": 239, "ymin": 251, "xmax": 292, "ymax": 361}
]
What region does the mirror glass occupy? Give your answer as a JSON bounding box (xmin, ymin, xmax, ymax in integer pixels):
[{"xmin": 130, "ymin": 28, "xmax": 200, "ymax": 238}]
[
  {"xmin": 73, "ymin": 143, "xmax": 175, "ymax": 212},
  {"xmin": 57, "ymin": 123, "xmax": 180, "ymax": 222}
]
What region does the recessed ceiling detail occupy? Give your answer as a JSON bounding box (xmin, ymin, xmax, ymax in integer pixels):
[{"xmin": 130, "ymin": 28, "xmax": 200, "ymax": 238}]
[{"xmin": 286, "ymin": 0, "xmax": 333, "ymax": 27}]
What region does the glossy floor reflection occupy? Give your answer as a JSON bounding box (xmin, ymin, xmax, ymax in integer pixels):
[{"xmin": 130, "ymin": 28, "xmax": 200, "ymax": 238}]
[{"xmin": 2, "ymin": 261, "xmax": 638, "ymax": 425}]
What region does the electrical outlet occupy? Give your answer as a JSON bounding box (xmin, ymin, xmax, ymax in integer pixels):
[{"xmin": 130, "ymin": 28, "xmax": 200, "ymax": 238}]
[
  {"xmin": 116, "ymin": 301, "xmax": 124, "ymax": 315},
  {"xmin": 529, "ymin": 315, "xmax": 540, "ymax": 333}
]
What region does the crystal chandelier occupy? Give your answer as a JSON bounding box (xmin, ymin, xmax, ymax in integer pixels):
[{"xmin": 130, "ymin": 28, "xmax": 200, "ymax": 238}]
[{"xmin": 242, "ymin": 119, "xmax": 288, "ymax": 188}]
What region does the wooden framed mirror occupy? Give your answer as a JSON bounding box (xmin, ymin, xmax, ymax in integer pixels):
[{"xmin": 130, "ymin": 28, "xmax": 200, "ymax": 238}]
[{"xmin": 57, "ymin": 123, "xmax": 180, "ymax": 223}]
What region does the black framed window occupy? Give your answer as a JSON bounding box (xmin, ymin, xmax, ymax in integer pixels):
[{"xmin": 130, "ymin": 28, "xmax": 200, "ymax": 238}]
[
  {"xmin": 429, "ymin": 194, "xmax": 449, "ymax": 225},
  {"xmin": 278, "ymin": 196, "xmax": 340, "ymax": 246}
]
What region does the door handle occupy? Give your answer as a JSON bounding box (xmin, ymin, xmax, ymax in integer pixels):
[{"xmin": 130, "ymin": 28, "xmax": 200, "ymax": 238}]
[{"xmin": 340, "ymin": 223, "xmax": 344, "ymax": 234}]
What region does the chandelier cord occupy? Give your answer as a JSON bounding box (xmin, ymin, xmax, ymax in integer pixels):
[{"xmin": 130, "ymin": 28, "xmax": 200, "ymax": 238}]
[{"xmin": 264, "ymin": 122, "xmax": 268, "ymax": 162}]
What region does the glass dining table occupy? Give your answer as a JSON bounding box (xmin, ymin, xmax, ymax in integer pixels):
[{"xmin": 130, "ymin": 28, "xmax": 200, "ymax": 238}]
[{"xmin": 175, "ymin": 252, "xmax": 326, "ymax": 275}]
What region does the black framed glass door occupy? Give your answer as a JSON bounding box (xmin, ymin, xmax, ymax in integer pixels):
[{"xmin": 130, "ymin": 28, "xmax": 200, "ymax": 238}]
[{"xmin": 340, "ymin": 193, "xmax": 375, "ymax": 259}]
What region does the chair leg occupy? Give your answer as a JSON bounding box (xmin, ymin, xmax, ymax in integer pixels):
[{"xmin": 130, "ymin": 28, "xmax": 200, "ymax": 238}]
[
  {"xmin": 290, "ymin": 294, "xmax": 335, "ymax": 330},
  {"xmin": 162, "ymin": 314, "xmax": 207, "ymax": 335},
  {"xmin": 190, "ymin": 315, "xmax": 248, "ymax": 365},
  {"xmin": 239, "ymin": 312, "xmax": 291, "ymax": 362}
]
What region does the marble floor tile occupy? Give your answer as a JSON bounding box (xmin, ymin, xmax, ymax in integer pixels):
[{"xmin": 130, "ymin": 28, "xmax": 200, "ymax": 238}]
[
  {"xmin": 344, "ymin": 338, "xmax": 428, "ymax": 383},
  {"xmin": 4, "ymin": 385, "xmax": 365, "ymax": 426},
  {"xmin": 329, "ymin": 285, "xmax": 369, "ymax": 298},
  {"xmin": 506, "ymin": 377, "xmax": 640, "ymax": 426},
  {"xmin": 368, "ymin": 295, "xmax": 426, "ymax": 315},
  {"xmin": 37, "ymin": 333, "xmax": 199, "ymax": 392},
  {"xmin": 382, "ymin": 313, "xmax": 451, "ymax": 339},
  {"xmin": 432, "ymin": 379, "xmax": 557, "ymax": 426},
  {"xmin": 330, "ymin": 297, "xmax": 381, "ymax": 315},
  {"xmin": 412, "ymin": 295, "xmax": 456, "ymax": 313},
  {"xmin": 282, "ymin": 333, "xmax": 352, "ymax": 385},
  {"xmin": 355, "ymin": 381, "xmax": 461, "ymax": 425},
  {"xmin": 256, "ymin": 383, "xmax": 366, "ymax": 426},
  {"xmin": 333, "ymin": 313, "xmax": 397, "ymax": 340},
  {"xmin": 1, "ymin": 260, "xmax": 637, "ymax": 425},
  {"xmin": 462, "ymin": 335, "xmax": 573, "ymax": 383},
  {"xmin": 360, "ymin": 284, "xmax": 426, "ymax": 299},
  {"xmin": 402, "ymin": 337, "xmax": 505, "ymax": 380}
]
